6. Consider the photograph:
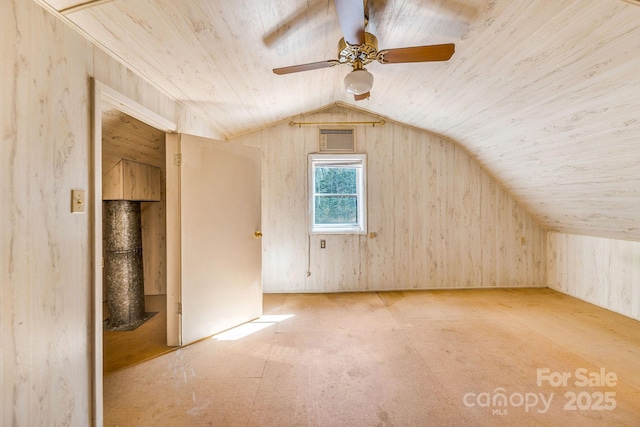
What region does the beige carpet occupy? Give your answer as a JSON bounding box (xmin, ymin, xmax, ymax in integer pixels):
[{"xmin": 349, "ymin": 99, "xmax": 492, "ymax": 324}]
[{"xmin": 104, "ymin": 288, "xmax": 640, "ymax": 426}]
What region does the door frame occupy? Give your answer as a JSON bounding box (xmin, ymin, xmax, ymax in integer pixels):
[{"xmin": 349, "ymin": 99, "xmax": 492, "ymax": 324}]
[{"xmin": 91, "ymin": 79, "xmax": 177, "ymax": 426}]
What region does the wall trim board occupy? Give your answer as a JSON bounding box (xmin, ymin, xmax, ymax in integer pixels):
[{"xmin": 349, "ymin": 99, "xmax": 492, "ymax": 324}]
[
  {"xmin": 263, "ymin": 286, "xmax": 548, "ymax": 294},
  {"xmin": 100, "ymin": 84, "xmax": 176, "ymax": 133}
]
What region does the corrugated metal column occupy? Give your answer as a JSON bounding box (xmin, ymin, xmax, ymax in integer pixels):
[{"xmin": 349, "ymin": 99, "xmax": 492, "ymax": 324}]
[{"xmin": 103, "ymin": 200, "xmax": 145, "ymax": 329}]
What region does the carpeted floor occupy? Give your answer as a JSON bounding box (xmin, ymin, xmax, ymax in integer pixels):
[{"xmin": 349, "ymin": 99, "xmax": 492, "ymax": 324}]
[{"xmin": 103, "ymin": 288, "xmax": 640, "ymax": 426}]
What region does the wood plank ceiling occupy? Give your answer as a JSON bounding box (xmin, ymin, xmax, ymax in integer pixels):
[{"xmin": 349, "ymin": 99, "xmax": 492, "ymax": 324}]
[{"xmin": 39, "ymin": 0, "xmax": 640, "ymax": 241}]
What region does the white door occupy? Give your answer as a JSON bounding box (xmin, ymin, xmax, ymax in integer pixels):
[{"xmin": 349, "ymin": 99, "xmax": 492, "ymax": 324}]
[{"xmin": 179, "ymin": 134, "xmax": 262, "ymax": 345}]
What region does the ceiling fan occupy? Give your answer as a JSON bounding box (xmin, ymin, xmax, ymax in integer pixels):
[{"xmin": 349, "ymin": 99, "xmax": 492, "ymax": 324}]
[{"xmin": 272, "ymin": 0, "xmax": 455, "ymax": 101}]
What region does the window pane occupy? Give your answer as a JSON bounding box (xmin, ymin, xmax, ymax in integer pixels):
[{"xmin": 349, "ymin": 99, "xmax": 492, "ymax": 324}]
[
  {"xmin": 315, "ymin": 196, "xmax": 357, "ymax": 224},
  {"xmin": 309, "ymin": 153, "xmax": 366, "ymax": 234},
  {"xmin": 315, "ymin": 167, "xmax": 357, "ymax": 194}
]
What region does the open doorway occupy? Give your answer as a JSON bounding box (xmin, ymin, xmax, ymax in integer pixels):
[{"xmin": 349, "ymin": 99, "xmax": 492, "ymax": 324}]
[
  {"xmin": 101, "ymin": 109, "xmax": 173, "ymax": 373},
  {"xmin": 92, "ymin": 80, "xmax": 179, "ymax": 425},
  {"xmin": 92, "ymin": 80, "xmax": 262, "ymax": 426}
]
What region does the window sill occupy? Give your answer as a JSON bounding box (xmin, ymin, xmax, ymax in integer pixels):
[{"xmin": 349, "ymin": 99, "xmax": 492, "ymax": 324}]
[{"xmin": 310, "ymin": 229, "xmax": 367, "ymax": 235}]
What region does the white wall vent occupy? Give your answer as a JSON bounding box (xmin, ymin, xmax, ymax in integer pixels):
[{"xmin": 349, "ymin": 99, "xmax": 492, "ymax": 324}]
[{"xmin": 319, "ymin": 128, "xmax": 355, "ymax": 153}]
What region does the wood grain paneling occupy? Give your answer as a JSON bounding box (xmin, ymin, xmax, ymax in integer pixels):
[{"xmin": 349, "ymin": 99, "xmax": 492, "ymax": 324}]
[
  {"xmin": 548, "ymin": 233, "xmax": 640, "ymax": 321},
  {"xmin": 2, "ymin": 2, "xmax": 184, "ymax": 425},
  {"xmin": 38, "ymin": 0, "xmax": 640, "ymax": 241},
  {"xmin": 103, "ymin": 159, "xmax": 161, "ymax": 201},
  {"xmin": 234, "ymin": 106, "xmax": 547, "ymax": 292},
  {"xmin": 102, "ymin": 160, "xmax": 124, "ymax": 199},
  {"xmin": 4, "ymin": 1, "xmax": 638, "ymax": 424},
  {"xmin": 102, "ymin": 109, "xmax": 166, "ymax": 170},
  {"xmin": 2, "ymin": 2, "xmax": 93, "ymax": 425},
  {"xmin": 42, "ymin": 0, "xmax": 87, "ymax": 12}
]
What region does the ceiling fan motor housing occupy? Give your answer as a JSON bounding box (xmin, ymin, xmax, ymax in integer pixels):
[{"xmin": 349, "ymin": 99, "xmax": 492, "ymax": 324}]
[{"xmin": 338, "ymin": 32, "xmax": 379, "ymax": 66}]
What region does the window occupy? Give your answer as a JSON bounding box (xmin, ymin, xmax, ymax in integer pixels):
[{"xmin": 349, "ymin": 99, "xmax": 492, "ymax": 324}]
[{"xmin": 309, "ymin": 154, "xmax": 366, "ymax": 234}]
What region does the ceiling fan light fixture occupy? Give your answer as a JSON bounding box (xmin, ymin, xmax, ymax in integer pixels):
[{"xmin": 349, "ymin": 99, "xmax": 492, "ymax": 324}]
[{"xmin": 344, "ymin": 69, "xmax": 373, "ymax": 95}]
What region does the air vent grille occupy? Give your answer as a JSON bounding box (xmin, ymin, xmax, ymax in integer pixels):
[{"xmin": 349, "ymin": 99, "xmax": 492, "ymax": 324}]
[{"xmin": 319, "ymin": 128, "xmax": 355, "ymax": 153}]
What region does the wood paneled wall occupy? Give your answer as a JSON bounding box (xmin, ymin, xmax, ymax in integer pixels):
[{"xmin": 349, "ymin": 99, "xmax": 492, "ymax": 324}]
[
  {"xmin": 234, "ymin": 106, "xmax": 547, "ymax": 292},
  {"xmin": 1, "ymin": 1, "xmax": 190, "ymax": 425},
  {"xmin": 2, "ymin": 3, "xmax": 93, "ymax": 425},
  {"xmin": 548, "ymin": 233, "xmax": 640, "ymax": 321},
  {"xmin": 91, "ymin": 45, "xmax": 224, "ymax": 141}
]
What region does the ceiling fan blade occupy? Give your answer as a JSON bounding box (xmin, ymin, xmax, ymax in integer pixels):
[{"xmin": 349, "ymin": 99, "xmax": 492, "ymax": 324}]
[
  {"xmin": 273, "ymin": 60, "xmax": 340, "ymax": 75},
  {"xmin": 354, "ymin": 91, "xmax": 370, "ymax": 101},
  {"xmin": 377, "ymin": 44, "xmax": 455, "ymax": 64},
  {"xmin": 334, "ymin": 0, "xmax": 365, "ymax": 45}
]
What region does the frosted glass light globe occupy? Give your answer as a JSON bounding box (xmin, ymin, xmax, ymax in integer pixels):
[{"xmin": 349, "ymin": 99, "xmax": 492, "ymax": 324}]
[{"xmin": 344, "ymin": 69, "xmax": 374, "ymax": 95}]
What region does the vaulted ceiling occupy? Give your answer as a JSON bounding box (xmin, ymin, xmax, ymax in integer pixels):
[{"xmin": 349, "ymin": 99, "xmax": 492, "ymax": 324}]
[{"xmin": 39, "ymin": 0, "xmax": 640, "ymax": 241}]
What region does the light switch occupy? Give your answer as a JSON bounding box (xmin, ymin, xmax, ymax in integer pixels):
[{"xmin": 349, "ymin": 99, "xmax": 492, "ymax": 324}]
[{"xmin": 71, "ymin": 189, "xmax": 86, "ymax": 213}]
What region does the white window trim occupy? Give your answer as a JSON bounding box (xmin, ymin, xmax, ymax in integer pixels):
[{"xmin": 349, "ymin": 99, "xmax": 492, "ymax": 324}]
[{"xmin": 309, "ymin": 153, "xmax": 367, "ymax": 235}]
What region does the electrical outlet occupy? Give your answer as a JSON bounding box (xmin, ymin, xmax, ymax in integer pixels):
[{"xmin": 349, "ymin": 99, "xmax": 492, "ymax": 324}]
[
  {"xmin": 320, "ymin": 240, "xmax": 326, "ymax": 249},
  {"xmin": 71, "ymin": 189, "xmax": 86, "ymax": 213}
]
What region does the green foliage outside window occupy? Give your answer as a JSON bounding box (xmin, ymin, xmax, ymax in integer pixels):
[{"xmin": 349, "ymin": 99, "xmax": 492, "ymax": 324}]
[
  {"xmin": 309, "ymin": 153, "xmax": 366, "ymax": 233},
  {"xmin": 315, "ymin": 167, "xmax": 357, "ymax": 194},
  {"xmin": 314, "ymin": 167, "xmax": 358, "ymax": 225},
  {"xmin": 315, "ymin": 196, "xmax": 357, "ymax": 224}
]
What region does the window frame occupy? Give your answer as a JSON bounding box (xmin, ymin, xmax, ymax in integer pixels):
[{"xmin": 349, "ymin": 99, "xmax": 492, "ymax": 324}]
[{"xmin": 308, "ymin": 153, "xmax": 367, "ymax": 235}]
